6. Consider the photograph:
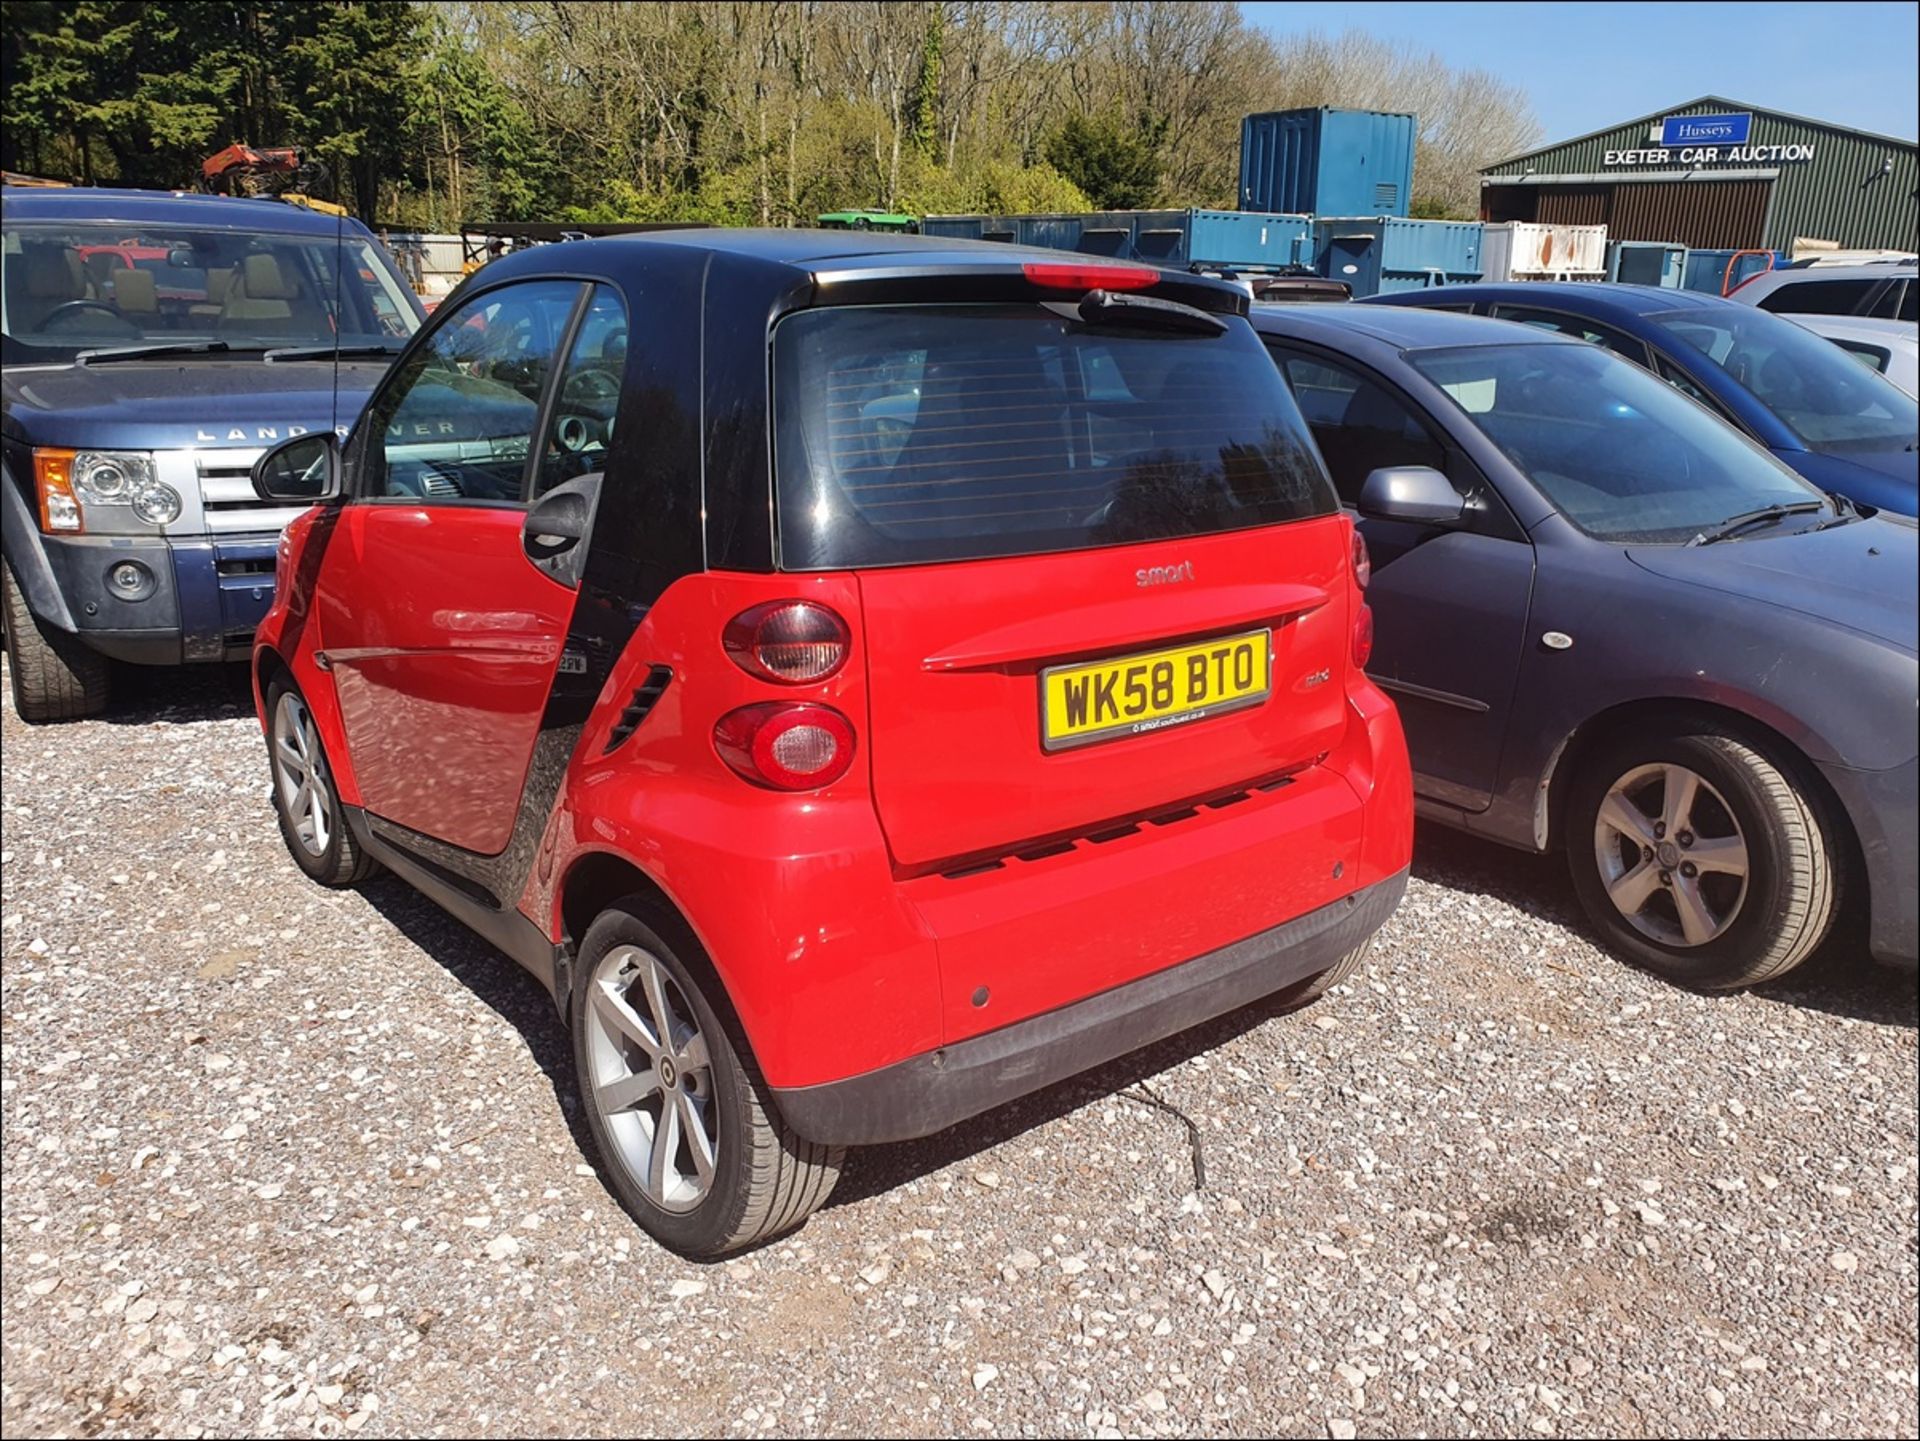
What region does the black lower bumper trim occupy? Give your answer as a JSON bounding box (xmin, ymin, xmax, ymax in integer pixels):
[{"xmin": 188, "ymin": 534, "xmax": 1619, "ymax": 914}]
[{"xmin": 773, "ymin": 866, "xmax": 1409, "ymax": 1146}]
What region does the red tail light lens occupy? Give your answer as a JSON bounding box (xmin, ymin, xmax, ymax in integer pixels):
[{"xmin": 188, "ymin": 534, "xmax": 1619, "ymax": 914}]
[
  {"xmin": 714, "ymin": 703, "xmax": 855, "ymax": 791},
  {"xmin": 1352, "ymin": 603, "xmax": 1375, "ymax": 670},
  {"xmin": 1022, "ymin": 261, "xmax": 1158, "ymax": 292},
  {"xmin": 1351, "ymin": 525, "xmax": 1371, "ymax": 590},
  {"xmin": 723, "ymin": 601, "xmax": 850, "ymax": 683}
]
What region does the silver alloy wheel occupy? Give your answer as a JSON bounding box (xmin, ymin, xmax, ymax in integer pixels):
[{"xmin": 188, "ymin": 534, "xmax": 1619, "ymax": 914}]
[
  {"xmin": 272, "ymin": 691, "xmax": 333, "ymax": 857},
  {"xmin": 1593, "ymin": 761, "xmax": 1751, "ymax": 947},
  {"xmin": 584, "ymin": 944, "xmax": 717, "ymax": 1214}
]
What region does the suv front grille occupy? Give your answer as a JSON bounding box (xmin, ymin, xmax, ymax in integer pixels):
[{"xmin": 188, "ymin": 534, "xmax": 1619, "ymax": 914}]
[{"xmin": 195, "ymin": 451, "xmax": 309, "ymax": 534}]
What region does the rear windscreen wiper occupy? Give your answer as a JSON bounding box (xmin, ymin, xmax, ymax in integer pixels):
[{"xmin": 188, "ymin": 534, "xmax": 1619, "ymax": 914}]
[
  {"xmin": 263, "ymin": 344, "xmax": 407, "ymax": 362},
  {"xmin": 1688, "ymin": 500, "xmax": 1825, "ymax": 546},
  {"xmin": 76, "ymin": 340, "xmax": 232, "ymax": 366},
  {"xmin": 1073, "ymin": 289, "xmax": 1229, "ymax": 336}
]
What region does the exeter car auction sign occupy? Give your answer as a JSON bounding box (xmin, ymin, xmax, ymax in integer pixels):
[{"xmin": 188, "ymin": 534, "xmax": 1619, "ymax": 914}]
[{"xmin": 1605, "ymin": 111, "xmax": 1814, "ymax": 168}]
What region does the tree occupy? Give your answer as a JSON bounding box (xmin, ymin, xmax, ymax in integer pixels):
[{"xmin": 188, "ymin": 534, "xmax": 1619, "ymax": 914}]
[{"xmin": 1044, "ymin": 111, "xmax": 1161, "ymax": 210}]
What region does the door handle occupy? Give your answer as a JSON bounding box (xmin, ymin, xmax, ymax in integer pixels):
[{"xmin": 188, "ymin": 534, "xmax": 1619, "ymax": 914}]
[
  {"xmin": 521, "ymin": 472, "xmax": 603, "ymax": 587},
  {"xmin": 524, "ymin": 490, "xmax": 589, "ymax": 556}
]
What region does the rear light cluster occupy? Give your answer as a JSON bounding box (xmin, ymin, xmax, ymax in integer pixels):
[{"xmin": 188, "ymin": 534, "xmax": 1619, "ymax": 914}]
[
  {"xmin": 715, "ymin": 601, "xmax": 856, "ymax": 791},
  {"xmin": 714, "ymin": 703, "xmax": 855, "ymax": 791},
  {"xmin": 1350, "ymin": 523, "xmax": 1375, "ymax": 670},
  {"xmin": 723, "ymin": 600, "xmax": 849, "ymax": 683}
]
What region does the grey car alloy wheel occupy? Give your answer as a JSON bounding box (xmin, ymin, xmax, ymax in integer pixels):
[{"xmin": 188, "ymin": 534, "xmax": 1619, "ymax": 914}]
[
  {"xmin": 271, "ymin": 690, "xmax": 334, "ymax": 858},
  {"xmin": 1593, "ymin": 761, "xmax": 1751, "ymax": 948},
  {"xmin": 584, "ymin": 943, "xmax": 719, "ymax": 1214}
]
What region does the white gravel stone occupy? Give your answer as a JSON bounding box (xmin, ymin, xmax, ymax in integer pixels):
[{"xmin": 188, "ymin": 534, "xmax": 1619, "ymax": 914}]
[{"xmin": 1, "ymin": 662, "xmax": 1913, "ymax": 1439}]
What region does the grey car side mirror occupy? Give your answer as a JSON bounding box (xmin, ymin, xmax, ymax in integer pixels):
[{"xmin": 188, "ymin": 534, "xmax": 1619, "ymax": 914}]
[
  {"xmin": 252, "ymin": 432, "xmax": 342, "ymax": 504},
  {"xmin": 1357, "ymin": 465, "xmax": 1465, "ymax": 526}
]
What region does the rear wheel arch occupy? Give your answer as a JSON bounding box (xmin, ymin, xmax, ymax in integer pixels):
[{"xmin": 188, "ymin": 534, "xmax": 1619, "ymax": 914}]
[
  {"xmin": 1542, "ymin": 699, "xmax": 1860, "ymax": 881},
  {"xmin": 557, "ymin": 852, "xmax": 739, "ymax": 1033}
]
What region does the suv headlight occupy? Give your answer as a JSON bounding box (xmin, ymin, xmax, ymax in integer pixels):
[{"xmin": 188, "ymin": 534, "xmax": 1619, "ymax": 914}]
[{"xmin": 32, "ymin": 449, "xmax": 179, "ymax": 534}]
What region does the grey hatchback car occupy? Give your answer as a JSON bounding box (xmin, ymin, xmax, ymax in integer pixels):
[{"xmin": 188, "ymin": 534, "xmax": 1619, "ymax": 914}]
[{"xmin": 1250, "ymin": 304, "xmax": 1917, "ymax": 988}]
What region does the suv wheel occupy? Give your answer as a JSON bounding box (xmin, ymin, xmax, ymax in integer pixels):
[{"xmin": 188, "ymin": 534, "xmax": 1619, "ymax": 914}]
[
  {"xmin": 1567, "ymin": 727, "xmax": 1837, "ymax": 989},
  {"xmin": 266, "ymin": 679, "xmax": 373, "ymax": 886},
  {"xmin": 573, "ymin": 904, "xmax": 843, "ymax": 1257},
  {"xmin": 2, "ymin": 556, "xmax": 109, "ymax": 723}
]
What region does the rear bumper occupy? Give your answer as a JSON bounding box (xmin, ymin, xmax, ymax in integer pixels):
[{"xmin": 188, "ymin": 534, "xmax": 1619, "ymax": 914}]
[
  {"xmin": 1819, "ymin": 754, "xmax": 1918, "ymax": 969},
  {"xmin": 771, "ymin": 866, "xmax": 1408, "ymax": 1145}
]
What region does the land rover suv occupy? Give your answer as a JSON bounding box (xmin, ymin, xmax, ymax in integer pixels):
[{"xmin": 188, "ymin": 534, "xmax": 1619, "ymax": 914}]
[
  {"xmin": 245, "ymin": 231, "xmax": 1413, "ymax": 1256},
  {"xmin": 1, "ymin": 186, "xmax": 423, "ymax": 720}
]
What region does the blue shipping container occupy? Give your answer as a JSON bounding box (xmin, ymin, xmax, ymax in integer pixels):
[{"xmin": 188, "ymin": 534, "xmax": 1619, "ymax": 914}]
[
  {"xmin": 1680, "ymin": 248, "xmax": 1789, "ymax": 295},
  {"xmin": 919, "ymin": 209, "xmax": 1314, "ymax": 270},
  {"xmin": 1240, "ymin": 108, "xmax": 1416, "ymax": 219},
  {"xmin": 1314, "ymin": 217, "xmax": 1484, "ymax": 298}
]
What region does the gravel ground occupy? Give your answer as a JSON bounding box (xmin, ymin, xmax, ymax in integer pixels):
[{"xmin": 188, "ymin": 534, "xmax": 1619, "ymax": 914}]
[{"xmin": 3, "ymin": 662, "xmax": 1916, "ymax": 1440}]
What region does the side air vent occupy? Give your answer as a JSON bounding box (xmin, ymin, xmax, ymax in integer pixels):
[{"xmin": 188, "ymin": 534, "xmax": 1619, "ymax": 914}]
[{"xmin": 603, "ymin": 666, "xmax": 673, "ymax": 753}]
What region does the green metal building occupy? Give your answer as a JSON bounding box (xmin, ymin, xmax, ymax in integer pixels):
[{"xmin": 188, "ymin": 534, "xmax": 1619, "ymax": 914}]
[{"xmin": 1481, "ymin": 97, "xmax": 1917, "ymax": 253}]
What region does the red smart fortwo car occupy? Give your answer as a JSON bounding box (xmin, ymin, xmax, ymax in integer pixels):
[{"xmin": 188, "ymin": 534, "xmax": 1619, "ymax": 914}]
[{"xmin": 247, "ymin": 231, "xmax": 1412, "ymax": 1256}]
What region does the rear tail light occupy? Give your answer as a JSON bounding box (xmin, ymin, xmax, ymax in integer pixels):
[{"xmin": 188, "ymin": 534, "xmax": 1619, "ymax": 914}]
[
  {"xmin": 1350, "ymin": 525, "xmax": 1371, "ymax": 590},
  {"xmin": 714, "ymin": 703, "xmax": 856, "ymax": 791},
  {"xmin": 1022, "ymin": 261, "xmax": 1158, "ymax": 292},
  {"xmin": 1352, "ymin": 603, "xmax": 1375, "ymax": 670},
  {"xmin": 724, "ymin": 601, "xmax": 850, "ymax": 683},
  {"xmin": 32, "ymin": 448, "xmax": 81, "ymax": 533}
]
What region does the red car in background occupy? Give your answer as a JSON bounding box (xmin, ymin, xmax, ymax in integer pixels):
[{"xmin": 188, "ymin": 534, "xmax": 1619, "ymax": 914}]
[{"xmin": 244, "ymin": 231, "xmax": 1413, "ymax": 1256}]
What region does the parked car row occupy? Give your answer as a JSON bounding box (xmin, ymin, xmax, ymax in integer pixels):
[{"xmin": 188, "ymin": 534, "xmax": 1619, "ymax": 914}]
[{"xmin": 5, "ymin": 198, "xmax": 1915, "ymax": 1261}]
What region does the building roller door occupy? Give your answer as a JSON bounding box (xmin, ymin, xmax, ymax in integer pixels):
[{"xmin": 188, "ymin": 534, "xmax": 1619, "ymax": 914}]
[{"xmin": 1609, "ymin": 179, "xmax": 1771, "ymax": 248}]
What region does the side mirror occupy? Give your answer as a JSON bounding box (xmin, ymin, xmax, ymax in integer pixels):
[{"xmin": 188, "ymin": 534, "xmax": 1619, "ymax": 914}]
[
  {"xmin": 252, "ymin": 432, "xmax": 342, "ymax": 503},
  {"xmin": 167, "ymin": 247, "xmax": 196, "ymax": 269},
  {"xmin": 1357, "ymin": 465, "xmax": 1465, "ymax": 526}
]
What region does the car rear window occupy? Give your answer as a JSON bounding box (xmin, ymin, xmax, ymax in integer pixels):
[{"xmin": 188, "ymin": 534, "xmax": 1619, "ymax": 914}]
[{"xmin": 771, "ymin": 303, "xmax": 1335, "ymax": 568}]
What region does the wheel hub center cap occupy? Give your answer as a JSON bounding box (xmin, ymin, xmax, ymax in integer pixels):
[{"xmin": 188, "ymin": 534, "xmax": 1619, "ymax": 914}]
[
  {"xmin": 1657, "ymin": 841, "xmax": 1681, "ymax": 869},
  {"xmin": 659, "ymin": 1058, "xmax": 677, "ymax": 1087}
]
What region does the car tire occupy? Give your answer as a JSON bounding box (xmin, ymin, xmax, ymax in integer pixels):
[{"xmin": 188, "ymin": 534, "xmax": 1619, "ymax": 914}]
[
  {"xmin": 1275, "ymin": 937, "xmax": 1373, "ymax": 1011},
  {"xmin": 265, "ymin": 678, "xmax": 374, "ymax": 887},
  {"xmin": 572, "ymin": 903, "xmax": 843, "ymax": 1258},
  {"xmin": 1567, "ymin": 726, "xmax": 1836, "ymax": 989},
  {"xmin": 2, "ymin": 555, "xmax": 110, "ymax": 723}
]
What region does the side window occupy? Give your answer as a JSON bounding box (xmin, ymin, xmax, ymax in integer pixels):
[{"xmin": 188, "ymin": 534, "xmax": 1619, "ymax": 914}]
[
  {"xmin": 1651, "ymin": 352, "xmax": 1736, "ymax": 422},
  {"xmin": 363, "ymin": 279, "xmax": 583, "ymax": 503},
  {"xmin": 1868, "ymin": 279, "xmax": 1911, "ymax": 321},
  {"xmin": 1756, "ymin": 278, "xmax": 1872, "ymax": 316},
  {"xmin": 1894, "ymin": 280, "xmax": 1916, "ymax": 323},
  {"xmin": 1489, "ymin": 306, "xmax": 1651, "ymax": 366},
  {"xmin": 1273, "ymin": 349, "xmax": 1449, "ymax": 505},
  {"xmin": 533, "ymin": 285, "xmax": 629, "ymax": 499},
  {"xmin": 1831, "ymin": 340, "xmax": 1892, "ymax": 375}
]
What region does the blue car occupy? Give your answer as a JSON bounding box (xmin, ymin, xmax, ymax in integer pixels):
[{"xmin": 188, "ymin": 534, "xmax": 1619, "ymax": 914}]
[
  {"xmin": 1366, "ymin": 284, "xmax": 1918, "ymax": 517},
  {"xmin": 1250, "ymin": 302, "xmax": 1916, "ymax": 988}
]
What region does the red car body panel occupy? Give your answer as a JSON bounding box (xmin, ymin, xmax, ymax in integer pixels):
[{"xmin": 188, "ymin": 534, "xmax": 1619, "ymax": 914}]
[
  {"xmin": 310, "ymin": 504, "xmax": 575, "ymax": 853},
  {"xmin": 857, "ymin": 517, "xmax": 1352, "ymax": 869},
  {"xmin": 258, "ymin": 507, "xmax": 1409, "ymax": 1095}
]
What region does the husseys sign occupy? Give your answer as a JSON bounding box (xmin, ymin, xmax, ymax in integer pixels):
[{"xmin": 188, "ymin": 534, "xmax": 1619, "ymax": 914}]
[{"xmin": 1605, "ymin": 112, "xmax": 1814, "ymax": 168}]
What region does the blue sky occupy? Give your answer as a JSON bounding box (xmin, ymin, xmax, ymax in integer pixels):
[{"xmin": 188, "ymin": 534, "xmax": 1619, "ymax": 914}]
[{"xmin": 1242, "ymin": 1, "xmax": 1919, "ymax": 145}]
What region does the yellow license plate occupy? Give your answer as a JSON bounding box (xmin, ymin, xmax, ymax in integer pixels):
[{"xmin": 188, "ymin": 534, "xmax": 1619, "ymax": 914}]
[{"xmin": 1041, "ymin": 630, "xmax": 1271, "ymax": 753}]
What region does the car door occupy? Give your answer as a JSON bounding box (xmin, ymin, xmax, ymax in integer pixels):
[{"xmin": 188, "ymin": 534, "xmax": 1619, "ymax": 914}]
[
  {"xmin": 314, "ymin": 278, "xmax": 627, "ymax": 854},
  {"xmin": 1271, "ymin": 343, "xmax": 1535, "ymax": 812}
]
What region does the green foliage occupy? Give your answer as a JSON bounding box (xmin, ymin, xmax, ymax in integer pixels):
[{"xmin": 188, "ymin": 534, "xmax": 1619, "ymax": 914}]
[
  {"xmin": 909, "ymin": 17, "xmax": 941, "ymax": 160},
  {"xmin": 3, "ymin": 2, "xmax": 1540, "ymax": 229},
  {"xmin": 1043, "ymin": 111, "xmax": 1163, "ymax": 210},
  {"xmin": 1409, "ymin": 194, "xmax": 1469, "ymax": 220}
]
